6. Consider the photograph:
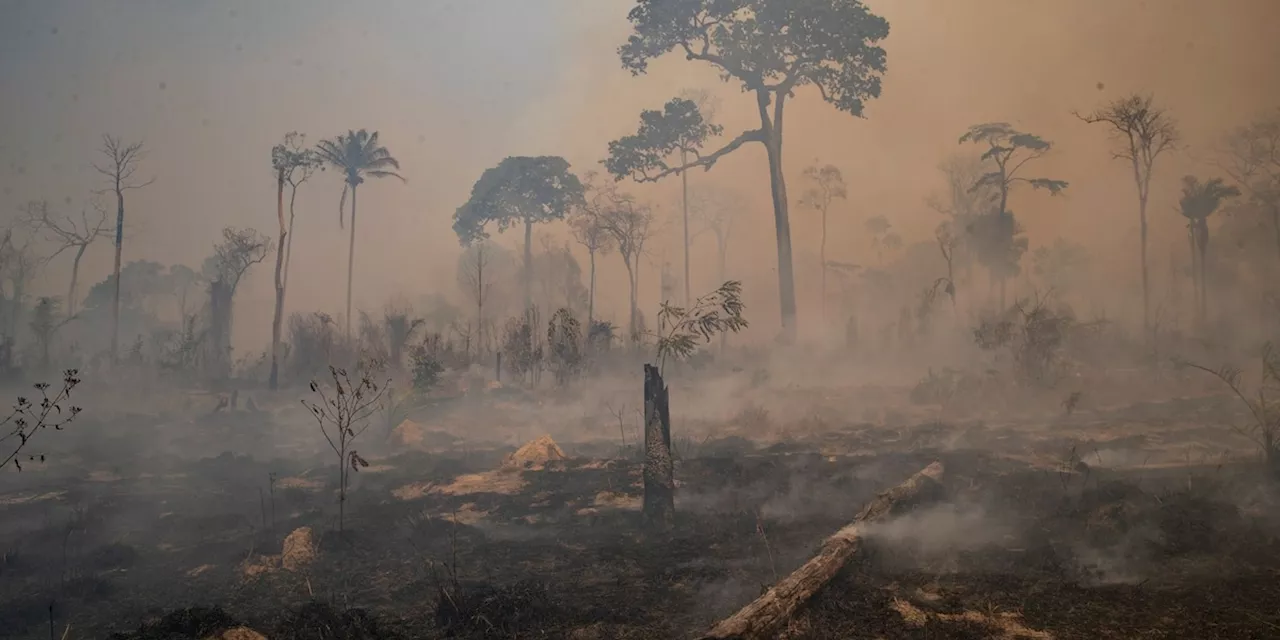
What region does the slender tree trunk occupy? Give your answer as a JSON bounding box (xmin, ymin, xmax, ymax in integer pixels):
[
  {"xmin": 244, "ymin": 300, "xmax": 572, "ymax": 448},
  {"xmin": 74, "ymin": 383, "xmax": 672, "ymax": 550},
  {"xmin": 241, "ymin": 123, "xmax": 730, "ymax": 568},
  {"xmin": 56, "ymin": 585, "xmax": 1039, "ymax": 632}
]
[
  {"xmin": 587, "ymin": 249, "xmax": 596, "ymax": 327},
  {"xmin": 110, "ymin": 183, "xmax": 124, "ymax": 364},
  {"xmin": 820, "ymin": 206, "xmax": 828, "ymax": 321},
  {"xmin": 756, "ymin": 90, "xmax": 796, "ymax": 342},
  {"xmin": 1188, "ymin": 226, "xmax": 1199, "ymax": 322},
  {"xmin": 1139, "ymin": 196, "xmax": 1150, "ymax": 340},
  {"xmin": 283, "ymin": 185, "xmax": 300, "ymax": 289},
  {"xmin": 270, "ymin": 172, "xmax": 287, "ymax": 390},
  {"xmin": 681, "ymin": 150, "xmax": 691, "ymax": 306},
  {"xmin": 67, "ymin": 245, "xmax": 86, "ymax": 317},
  {"xmin": 717, "ymin": 231, "xmax": 728, "ymax": 353},
  {"xmin": 642, "ymin": 363, "xmax": 673, "ymax": 528},
  {"xmin": 345, "ymin": 184, "xmax": 358, "ymax": 340},
  {"xmin": 1192, "ymin": 222, "xmax": 1203, "ymax": 327},
  {"xmin": 625, "ymin": 259, "xmax": 637, "ymax": 339},
  {"xmin": 523, "ymin": 218, "xmax": 533, "ymax": 312}
]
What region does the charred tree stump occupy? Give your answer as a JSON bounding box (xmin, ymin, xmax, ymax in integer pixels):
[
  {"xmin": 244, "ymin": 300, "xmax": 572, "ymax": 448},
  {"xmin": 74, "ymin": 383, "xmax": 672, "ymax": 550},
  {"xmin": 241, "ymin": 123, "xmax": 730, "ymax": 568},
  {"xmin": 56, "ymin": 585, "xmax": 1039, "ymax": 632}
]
[
  {"xmin": 700, "ymin": 461, "xmax": 946, "ymax": 640},
  {"xmin": 642, "ymin": 364, "xmax": 674, "ymax": 528}
]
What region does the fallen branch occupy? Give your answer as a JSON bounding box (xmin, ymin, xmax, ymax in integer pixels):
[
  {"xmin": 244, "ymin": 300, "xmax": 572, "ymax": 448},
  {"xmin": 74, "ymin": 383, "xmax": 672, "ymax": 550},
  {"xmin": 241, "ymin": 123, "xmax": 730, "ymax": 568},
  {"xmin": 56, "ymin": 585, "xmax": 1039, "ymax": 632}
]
[{"xmin": 699, "ymin": 461, "xmax": 946, "ymax": 640}]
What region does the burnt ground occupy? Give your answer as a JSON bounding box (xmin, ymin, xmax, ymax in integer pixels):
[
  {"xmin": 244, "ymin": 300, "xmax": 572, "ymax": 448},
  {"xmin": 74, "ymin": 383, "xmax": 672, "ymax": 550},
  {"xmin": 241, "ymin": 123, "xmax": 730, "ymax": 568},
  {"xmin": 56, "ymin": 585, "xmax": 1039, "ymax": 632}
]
[{"xmin": 2, "ymin": 389, "xmax": 1280, "ymax": 639}]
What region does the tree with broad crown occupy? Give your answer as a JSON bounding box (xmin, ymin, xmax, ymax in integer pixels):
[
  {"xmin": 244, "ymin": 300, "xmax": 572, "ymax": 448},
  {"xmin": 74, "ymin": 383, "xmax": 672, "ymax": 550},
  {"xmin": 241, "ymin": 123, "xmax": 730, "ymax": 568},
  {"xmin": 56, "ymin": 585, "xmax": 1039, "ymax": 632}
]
[
  {"xmin": 1075, "ymin": 94, "xmax": 1179, "ymax": 341},
  {"xmin": 453, "ymin": 156, "xmax": 586, "ymax": 312},
  {"xmin": 958, "ymin": 122, "xmax": 1068, "ymax": 309},
  {"xmin": 315, "ymin": 129, "xmax": 405, "ymax": 340},
  {"xmin": 615, "ymin": 0, "xmax": 890, "ymax": 342},
  {"xmin": 605, "ymin": 96, "xmax": 723, "ymax": 306}
]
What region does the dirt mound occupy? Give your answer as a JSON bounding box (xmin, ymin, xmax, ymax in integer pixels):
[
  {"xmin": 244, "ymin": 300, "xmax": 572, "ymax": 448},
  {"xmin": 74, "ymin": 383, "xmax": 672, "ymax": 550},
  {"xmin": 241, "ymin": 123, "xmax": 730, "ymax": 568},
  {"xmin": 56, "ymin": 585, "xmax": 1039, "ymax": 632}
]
[
  {"xmin": 281, "ymin": 527, "xmax": 316, "ymax": 571},
  {"xmin": 503, "ymin": 435, "xmax": 566, "ymax": 470},
  {"xmin": 390, "ymin": 418, "xmax": 427, "ymax": 448},
  {"xmin": 206, "ymin": 628, "xmax": 267, "ymax": 640}
]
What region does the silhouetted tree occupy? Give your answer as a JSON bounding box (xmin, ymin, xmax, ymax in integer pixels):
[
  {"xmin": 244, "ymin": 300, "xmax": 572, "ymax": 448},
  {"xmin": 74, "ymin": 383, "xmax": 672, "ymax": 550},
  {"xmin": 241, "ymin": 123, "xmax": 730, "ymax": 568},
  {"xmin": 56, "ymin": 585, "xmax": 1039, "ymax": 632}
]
[
  {"xmin": 1076, "ymin": 94, "xmax": 1179, "ymax": 338},
  {"xmin": 1221, "ymin": 108, "xmax": 1280, "ymax": 265},
  {"xmin": 1178, "ymin": 175, "xmax": 1240, "ymax": 327},
  {"xmin": 203, "ymin": 227, "xmax": 270, "ymax": 379},
  {"xmin": 606, "ymin": 97, "xmax": 722, "ymax": 306},
  {"xmin": 597, "ymin": 190, "xmax": 656, "ymax": 338},
  {"xmin": 615, "ymin": 0, "xmax": 891, "ymax": 340},
  {"xmin": 569, "ymin": 173, "xmax": 618, "ymax": 327},
  {"xmin": 92, "ymin": 135, "xmax": 153, "ymax": 363},
  {"xmin": 453, "ymin": 156, "xmax": 585, "ymax": 311},
  {"xmin": 315, "ymin": 130, "xmax": 405, "ymax": 339},
  {"xmin": 958, "ymin": 123, "xmax": 1068, "ymax": 308},
  {"xmin": 269, "ymin": 132, "xmax": 322, "ymax": 388},
  {"xmin": 22, "ymin": 200, "xmax": 111, "ymax": 316},
  {"xmin": 799, "ymin": 163, "xmax": 848, "ymax": 317}
]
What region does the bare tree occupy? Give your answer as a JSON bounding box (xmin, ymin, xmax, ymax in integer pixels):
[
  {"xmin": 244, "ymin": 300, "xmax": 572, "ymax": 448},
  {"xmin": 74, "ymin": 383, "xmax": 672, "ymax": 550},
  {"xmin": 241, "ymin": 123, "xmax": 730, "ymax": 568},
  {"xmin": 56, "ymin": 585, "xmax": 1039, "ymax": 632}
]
[
  {"xmin": 689, "ymin": 186, "xmax": 742, "ymax": 291},
  {"xmin": 598, "ymin": 191, "xmax": 656, "ymax": 339},
  {"xmin": 302, "ymin": 364, "xmax": 387, "ymax": 533},
  {"xmin": 1076, "ymin": 94, "xmax": 1179, "ymax": 339},
  {"xmin": 92, "ymin": 135, "xmax": 154, "ymax": 364},
  {"xmin": 456, "ymin": 241, "xmax": 501, "ymax": 355},
  {"xmin": 22, "ymin": 200, "xmax": 111, "ymax": 316},
  {"xmin": 270, "ymin": 132, "xmax": 322, "ymax": 389},
  {"xmin": 798, "ymin": 164, "xmax": 848, "ymax": 318},
  {"xmin": 570, "ymin": 173, "xmax": 619, "ymax": 327},
  {"xmin": 1220, "ymin": 108, "xmax": 1280, "ymax": 265}
]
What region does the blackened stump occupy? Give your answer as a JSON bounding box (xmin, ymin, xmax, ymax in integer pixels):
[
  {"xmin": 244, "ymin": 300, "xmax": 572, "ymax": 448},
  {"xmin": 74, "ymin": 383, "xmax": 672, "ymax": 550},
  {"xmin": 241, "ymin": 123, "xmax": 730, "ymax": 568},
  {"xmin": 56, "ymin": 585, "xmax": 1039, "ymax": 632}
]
[{"xmin": 642, "ymin": 364, "xmax": 674, "ymax": 528}]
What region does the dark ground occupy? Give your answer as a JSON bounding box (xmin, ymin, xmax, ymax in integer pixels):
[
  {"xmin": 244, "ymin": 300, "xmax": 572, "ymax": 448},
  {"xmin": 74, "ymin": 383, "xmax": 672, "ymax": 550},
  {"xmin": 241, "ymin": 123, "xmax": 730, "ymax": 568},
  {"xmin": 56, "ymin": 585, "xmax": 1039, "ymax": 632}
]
[{"xmin": 2, "ymin": 392, "xmax": 1279, "ymax": 639}]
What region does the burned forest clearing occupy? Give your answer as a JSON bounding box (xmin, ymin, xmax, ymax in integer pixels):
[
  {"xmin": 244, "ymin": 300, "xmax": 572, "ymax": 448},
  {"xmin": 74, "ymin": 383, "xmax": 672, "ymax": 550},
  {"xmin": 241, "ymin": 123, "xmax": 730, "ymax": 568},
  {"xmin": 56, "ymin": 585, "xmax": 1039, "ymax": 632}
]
[
  {"xmin": 6, "ymin": 0, "xmax": 1280, "ymax": 638},
  {"xmin": 3, "ymin": 363, "xmax": 1280, "ymax": 639}
]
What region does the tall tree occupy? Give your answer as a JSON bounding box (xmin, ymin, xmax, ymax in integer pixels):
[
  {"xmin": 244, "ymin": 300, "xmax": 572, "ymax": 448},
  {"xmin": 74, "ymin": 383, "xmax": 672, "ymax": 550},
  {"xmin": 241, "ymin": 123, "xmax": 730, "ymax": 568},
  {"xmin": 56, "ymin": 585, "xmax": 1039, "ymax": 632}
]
[
  {"xmin": 597, "ymin": 191, "xmax": 656, "ymax": 338},
  {"xmin": 615, "ymin": 0, "xmax": 890, "ymax": 341},
  {"xmin": 569, "ymin": 173, "xmax": 618, "ymax": 327},
  {"xmin": 1076, "ymin": 94, "xmax": 1179, "ymax": 339},
  {"xmin": 1221, "ymin": 108, "xmax": 1280, "ymax": 265},
  {"xmin": 606, "ymin": 97, "xmax": 722, "ymax": 308},
  {"xmin": 269, "ymin": 132, "xmax": 322, "ymax": 389},
  {"xmin": 92, "ymin": 135, "xmax": 154, "ymax": 363},
  {"xmin": 21, "ymin": 200, "xmax": 111, "ymax": 316},
  {"xmin": 958, "ymin": 123, "xmax": 1068, "ymax": 308},
  {"xmin": 1178, "ymin": 175, "xmax": 1240, "ymax": 327},
  {"xmin": 798, "ymin": 164, "xmax": 847, "ymax": 319},
  {"xmin": 315, "ymin": 130, "xmax": 405, "ymax": 339},
  {"xmin": 453, "ymin": 156, "xmax": 586, "ymax": 312}
]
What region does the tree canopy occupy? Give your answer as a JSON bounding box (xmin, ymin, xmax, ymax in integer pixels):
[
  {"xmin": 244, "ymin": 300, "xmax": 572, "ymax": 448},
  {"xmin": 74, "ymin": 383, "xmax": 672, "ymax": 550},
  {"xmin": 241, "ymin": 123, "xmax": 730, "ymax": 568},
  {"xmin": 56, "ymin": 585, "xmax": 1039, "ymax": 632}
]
[
  {"xmin": 604, "ymin": 97, "xmax": 723, "ymax": 182},
  {"xmin": 453, "ymin": 156, "xmax": 586, "ymax": 244},
  {"xmin": 619, "ymin": 0, "xmax": 889, "ymax": 115},
  {"xmin": 314, "ymin": 129, "xmax": 405, "ymax": 228}
]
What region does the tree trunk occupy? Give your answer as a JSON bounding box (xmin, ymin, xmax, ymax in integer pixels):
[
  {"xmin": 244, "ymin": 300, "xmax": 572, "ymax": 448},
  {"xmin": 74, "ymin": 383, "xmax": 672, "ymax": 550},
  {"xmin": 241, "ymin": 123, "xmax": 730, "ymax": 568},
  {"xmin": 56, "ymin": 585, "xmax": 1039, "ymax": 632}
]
[
  {"xmin": 642, "ymin": 364, "xmax": 674, "ymax": 528},
  {"xmin": 756, "ymin": 90, "xmax": 797, "ymax": 342},
  {"xmin": 820, "ymin": 206, "xmax": 828, "ymax": 321},
  {"xmin": 67, "ymin": 245, "xmax": 86, "ymax": 317},
  {"xmin": 110, "ymin": 184, "xmax": 124, "ymax": 364},
  {"xmin": 270, "ymin": 173, "xmax": 286, "ymax": 390},
  {"xmin": 1139, "ymin": 196, "xmax": 1150, "ymax": 340},
  {"xmin": 625, "ymin": 260, "xmax": 637, "ymax": 339},
  {"xmin": 1198, "ymin": 223, "xmax": 1210, "ymax": 329},
  {"xmin": 587, "ymin": 250, "xmax": 596, "ymax": 328},
  {"xmin": 717, "ymin": 231, "xmax": 728, "ymax": 353},
  {"xmin": 345, "ymin": 184, "xmax": 359, "ymax": 341},
  {"xmin": 283, "ymin": 185, "xmax": 300, "ymax": 290},
  {"xmin": 1188, "ymin": 226, "xmax": 1199, "ymax": 322},
  {"xmin": 700, "ymin": 462, "xmax": 946, "ymax": 640},
  {"xmin": 523, "ymin": 218, "xmax": 533, "ymax": 312},
  {"xmin": 682, "ymin": 150, "xmax": 691, "ymax": 306}
]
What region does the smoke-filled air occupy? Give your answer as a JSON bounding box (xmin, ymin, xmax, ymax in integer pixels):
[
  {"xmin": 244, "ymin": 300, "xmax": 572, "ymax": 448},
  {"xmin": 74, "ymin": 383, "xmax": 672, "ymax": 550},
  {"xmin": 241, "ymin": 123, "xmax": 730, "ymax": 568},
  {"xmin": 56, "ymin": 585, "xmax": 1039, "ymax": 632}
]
[{"xmin": 4, "ymin": 0, "xmax": 1280, "ymax": 638}]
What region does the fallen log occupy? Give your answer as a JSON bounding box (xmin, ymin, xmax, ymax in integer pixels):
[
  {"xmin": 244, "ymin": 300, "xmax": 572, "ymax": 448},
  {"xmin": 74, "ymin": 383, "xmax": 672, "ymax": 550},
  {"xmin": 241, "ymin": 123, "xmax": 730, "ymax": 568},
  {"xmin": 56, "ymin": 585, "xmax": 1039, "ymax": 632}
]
[{"xmin": 700, "ymin": 461, "xmax": 946, "ymax": 640}]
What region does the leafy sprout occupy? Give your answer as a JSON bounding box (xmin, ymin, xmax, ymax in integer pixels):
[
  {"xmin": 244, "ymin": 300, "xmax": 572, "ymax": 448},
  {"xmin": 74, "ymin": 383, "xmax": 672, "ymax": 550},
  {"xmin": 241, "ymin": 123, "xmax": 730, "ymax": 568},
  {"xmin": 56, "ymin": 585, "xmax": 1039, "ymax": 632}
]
[{"xmin": 651, "ymin": 280, "xmax": 748, "ymax": 374}]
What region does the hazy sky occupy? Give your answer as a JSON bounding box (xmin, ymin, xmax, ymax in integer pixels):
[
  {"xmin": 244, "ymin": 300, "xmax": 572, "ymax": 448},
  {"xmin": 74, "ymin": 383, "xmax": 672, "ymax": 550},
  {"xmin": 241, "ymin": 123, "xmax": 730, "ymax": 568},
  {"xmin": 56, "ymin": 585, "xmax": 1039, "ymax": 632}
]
[{"xmin": 2, "ymin": 0, "xmax": 1279, "ymax": 345}]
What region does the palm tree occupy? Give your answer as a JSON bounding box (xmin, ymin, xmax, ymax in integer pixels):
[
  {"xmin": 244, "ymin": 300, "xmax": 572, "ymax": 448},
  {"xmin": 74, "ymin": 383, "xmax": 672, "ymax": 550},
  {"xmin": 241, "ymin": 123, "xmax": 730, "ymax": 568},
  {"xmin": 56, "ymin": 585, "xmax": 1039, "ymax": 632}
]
[
  {"xmin": 1178, "ymin": 175, "xmax": 1240, "ymax": 327},
  {"xmin": 315, "ymin": 130, "xmax": 405, "ymax": 339}
]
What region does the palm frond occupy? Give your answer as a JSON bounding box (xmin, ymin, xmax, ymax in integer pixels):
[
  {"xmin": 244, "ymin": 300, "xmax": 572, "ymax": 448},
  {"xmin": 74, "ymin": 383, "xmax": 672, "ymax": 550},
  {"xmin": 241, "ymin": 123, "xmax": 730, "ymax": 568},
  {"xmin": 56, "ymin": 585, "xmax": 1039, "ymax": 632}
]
[{"xmin": 367, "ymin": 170, "xmax": 406, "ymax": 182}]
